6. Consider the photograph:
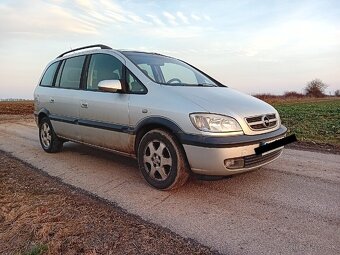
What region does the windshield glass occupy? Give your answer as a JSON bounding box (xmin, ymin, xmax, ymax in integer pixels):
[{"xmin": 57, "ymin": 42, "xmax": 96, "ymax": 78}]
[{"xmin": 123, "ymin": 52, "xmax": 219, "ymax": 87}]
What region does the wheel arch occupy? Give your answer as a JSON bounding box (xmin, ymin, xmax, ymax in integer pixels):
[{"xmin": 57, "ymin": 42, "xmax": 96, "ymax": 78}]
[
  {"xmin": 134, "ymin": 117, "xmax": 191, "ymax": 189},
  {"xmin": 134, "ymin": 117, "xmax": 185, "ymax": 155},
  {"xmin": 37, "ymin": 108, "xmax": 50, "ymax": 125}
]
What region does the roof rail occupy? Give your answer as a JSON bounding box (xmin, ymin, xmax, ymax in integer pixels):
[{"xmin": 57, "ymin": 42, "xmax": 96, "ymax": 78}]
[{"xmin": 57, "ymin": 44, "xmax": 112, "ymax": 58}]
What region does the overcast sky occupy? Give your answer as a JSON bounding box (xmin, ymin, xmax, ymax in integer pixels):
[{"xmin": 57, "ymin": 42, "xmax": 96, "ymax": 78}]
[{"xmin": 1, "ymin": 0, "xmax": 339, "ymax": 99}]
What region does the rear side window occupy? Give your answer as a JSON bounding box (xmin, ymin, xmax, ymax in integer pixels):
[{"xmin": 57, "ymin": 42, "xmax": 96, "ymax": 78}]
[
  {"xmin": 87, "ymin": 54, "xmax": 123, "ymax": 90},
  {"xmin": 59, "ymin": 56, "xmax": 86, "ymax": 89},
  {"xmin": 40, "ymin": 62, "xmax": 59, "ymax": 86}
]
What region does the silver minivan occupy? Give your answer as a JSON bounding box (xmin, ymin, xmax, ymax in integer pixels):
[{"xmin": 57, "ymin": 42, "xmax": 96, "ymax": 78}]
[{"xmin": 34, "ymin": 44, "xmax": 294, "ymax": 190}]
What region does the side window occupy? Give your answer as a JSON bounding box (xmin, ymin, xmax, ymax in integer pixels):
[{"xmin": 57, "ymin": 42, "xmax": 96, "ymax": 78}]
[
  {"xmin": 54, "ymin": 60, "xmax": 65, "ymax": 87},
  {"xmin": 87, "ymin": 54, "xmax": 123, "ymax": 90},
  {"xmin": 126, "ymin": 70, "xmax": 147, "ymax": 94},
  {"xmin": 160, "ymin": 63, "xmax": 197, "ymax": 84},
  {"xmin": 59, "ymin": 56, "xmax": 85, "ymax": 89},
  {"xmin": 40, "ymin": 62, "xmax": 59, "ymax": 86},
  {"xmin": 138, "ymin": 63, "xmax": 155, "ymax": 80}
]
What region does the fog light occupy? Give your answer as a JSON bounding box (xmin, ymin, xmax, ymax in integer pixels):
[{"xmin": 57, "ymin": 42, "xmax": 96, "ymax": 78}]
[{"xmin": 224, "ymin": 158, "xmax": 244, "ymax": 169}]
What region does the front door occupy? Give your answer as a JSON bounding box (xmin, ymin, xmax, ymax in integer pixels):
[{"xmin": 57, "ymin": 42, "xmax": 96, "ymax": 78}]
[{"xmin": 78, "ymin": 53, "xmax": 132, "ymax": 153}]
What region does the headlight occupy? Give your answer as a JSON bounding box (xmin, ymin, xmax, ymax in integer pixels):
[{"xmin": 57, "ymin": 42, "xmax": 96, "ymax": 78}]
[{"xmin": 190, "ymin": 113, "xmax": 242, "ymax": 133}]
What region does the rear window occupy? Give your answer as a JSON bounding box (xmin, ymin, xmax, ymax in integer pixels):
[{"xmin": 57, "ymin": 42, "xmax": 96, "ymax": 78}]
[
  {"xmin": 59, "ymin": 56, "xmax": 86, "ymax": 89},
  {"xmin": 40, "ymin": 62, "xmax": 59, "ymax": 86}
]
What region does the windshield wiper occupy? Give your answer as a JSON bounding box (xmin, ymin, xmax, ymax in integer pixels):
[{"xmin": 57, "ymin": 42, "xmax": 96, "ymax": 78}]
[
  {"xmin": 197, "ymin": 83, "xmax": 216, "ymax": 87},
  {"xmin": 164, "ymin": 82, "xmax": 217, "ymax": 87}
]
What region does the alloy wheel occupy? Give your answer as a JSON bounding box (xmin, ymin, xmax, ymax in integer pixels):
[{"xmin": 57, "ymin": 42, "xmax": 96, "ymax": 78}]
[
  {"xmin": 143, "ymin": 140, "xmax": 172, "ymax": 181},
  {"xmin": 40, "ymin": 122, "xmax": 51, "ymax": 148}
]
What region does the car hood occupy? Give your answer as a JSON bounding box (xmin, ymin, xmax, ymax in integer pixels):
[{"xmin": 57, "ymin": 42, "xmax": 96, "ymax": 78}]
[{"xmin": 165, "ymin": 86, "xmax": 277, "ymax": 119}]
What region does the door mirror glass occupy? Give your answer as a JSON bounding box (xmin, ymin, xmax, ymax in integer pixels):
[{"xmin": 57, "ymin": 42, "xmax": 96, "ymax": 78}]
[{"xmin": 98, "ymin": 80, "xmax": 122, "ymax": 92}]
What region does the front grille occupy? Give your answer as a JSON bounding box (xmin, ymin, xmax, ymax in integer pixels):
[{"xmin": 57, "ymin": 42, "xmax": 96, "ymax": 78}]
[
  {"xmin": 246, "ymin": 113, "xmax": 277, "ymax": 130},
  {"xmin": 244, "ymin": 149, "xmax": 282, "ymax": 168}
]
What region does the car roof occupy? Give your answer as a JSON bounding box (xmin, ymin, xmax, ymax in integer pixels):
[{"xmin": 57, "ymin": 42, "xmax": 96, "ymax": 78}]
[
  {"xmin": 55, "ymin": 44, "xmax": 169, "ymax": 61},
  {"xmin": 119, "ymin": 50, "xmax": 166, "ymax": 56}
]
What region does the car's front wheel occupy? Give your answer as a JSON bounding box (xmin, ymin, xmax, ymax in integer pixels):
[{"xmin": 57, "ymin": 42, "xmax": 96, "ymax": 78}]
[
  {"xmin": 39, "ymin": 117, "xmax": 63, "ymax": 153},
  {"xmin": 137, "ymin": 129, "xmax": 190, "ymax": 190}
]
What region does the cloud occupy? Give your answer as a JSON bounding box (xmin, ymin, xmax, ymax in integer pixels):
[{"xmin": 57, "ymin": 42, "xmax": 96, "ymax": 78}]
[
  {"xmin": 98, "ymin": 0, "xmax": 124, "ymax": 14},
  {"xmin": 177, "ymin": 12, "xmax": 189, "ymax": 24},
  {"xmin": 75, "ymin": 0, "xmax": 145, "ymax": 26},
  {"xmin": 189, "ymin": 13, "xmax": 211, "ymax": 22},
  {"xmin": 140, "ymin": 26, "xmax": 206, "ymax": 39},
  {"xmin": 163, "ymin": 11, "xmax": 178, "ymax": 26},
  {"xmin": 74, "ymin": 0, "xmax": 94, "ymax": 10},
  {"xmin": 147, "ymin": 14, "xmax": 165, "ymax": 26},
  {"xmin": 105, "ymin": 10, "xmax": 129, "ymax": 23},
  {"xmin": 191, "ymin": 14, "xmax": 201, "ymax": 21},
  {"xmin": 203, "ymin": 14, "xmax": 211, "ymax": 21},
  {"xmin": 127, "ymin": 14, "xmax": 149, "ymax": 24},
  {"xmin": 0, "ymin": 0, "xmax": 156, "ymax": 41},
  {"xmin": 0, "ymin": 0, "xmax": 215, "ymax": 44},
  {"xmin": 85, "ymin": 9, "xmax": 113, "ymax": 24},
  {"xmin": 0, "ymin": 1, "xmax": 98, "ymax": 39}
]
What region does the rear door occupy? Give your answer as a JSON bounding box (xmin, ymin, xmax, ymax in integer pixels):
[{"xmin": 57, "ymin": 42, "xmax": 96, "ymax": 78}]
[
  {"xmin": 78, "ymin": 53, "xmax": 131, "ymax": 153},
  {"xmin": 49, "ymin": 55, "xmax": 86, "ymax": 140}
]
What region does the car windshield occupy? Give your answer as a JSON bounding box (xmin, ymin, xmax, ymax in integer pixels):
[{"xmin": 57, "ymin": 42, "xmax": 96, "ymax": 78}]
[{"xmin": 123, "ymin": 52, "xmax": 219, "ymax": 87}]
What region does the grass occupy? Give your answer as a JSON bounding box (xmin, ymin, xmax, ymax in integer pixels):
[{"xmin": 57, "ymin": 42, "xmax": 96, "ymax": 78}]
[
  {"xmin": 269, "ymin": 98, "xmax": 340, "ymax": 145},
  {"xmin": 23, "ymin": 244, "xmax": 48, "ymax": 255}
]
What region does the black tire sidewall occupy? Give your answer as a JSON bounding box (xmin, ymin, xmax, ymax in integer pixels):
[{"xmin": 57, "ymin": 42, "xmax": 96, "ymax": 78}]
[{"xmin": 138, "ymin": 130, "xmax": 180, "ymax": 190}]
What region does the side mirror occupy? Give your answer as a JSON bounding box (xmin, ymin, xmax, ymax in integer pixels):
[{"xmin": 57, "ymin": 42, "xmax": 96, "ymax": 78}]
[{"xmin": 98, "ymin": 80, "xmax": 122, "ymax": 92}]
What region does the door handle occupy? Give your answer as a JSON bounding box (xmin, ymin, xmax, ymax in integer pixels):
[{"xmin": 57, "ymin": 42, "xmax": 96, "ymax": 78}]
[
  {"xmin": 49, "ymin": 98, "xmax": 55, "ymax": 103},
  {"xmin": 81, "ymin": 103, "xmax": 88, "ymax": 108}
]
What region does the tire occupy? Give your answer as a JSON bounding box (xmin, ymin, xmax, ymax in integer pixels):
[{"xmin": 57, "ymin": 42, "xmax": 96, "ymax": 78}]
[
  {"xmin": 137, "ymin": 129, "xmax": 190, "ymax": 190},
  {"xmin": 39, "ymin": 117, "xmax": 63, "ymax": 153}
]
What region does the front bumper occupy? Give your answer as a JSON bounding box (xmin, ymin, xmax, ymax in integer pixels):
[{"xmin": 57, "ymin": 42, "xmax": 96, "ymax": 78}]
[{"xmin": 182, "ymin": 126, "xmax": 287, "ymax": 176}]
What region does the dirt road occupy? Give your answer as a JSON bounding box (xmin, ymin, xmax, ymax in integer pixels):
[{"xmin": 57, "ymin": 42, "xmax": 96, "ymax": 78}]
[
  {"xmin": 0, "ymin": 119, "xmax": 339, "ymax": 255},
  {"xmin": 0, "ymin": 151, "xmax": 215, "ymax": 254}
]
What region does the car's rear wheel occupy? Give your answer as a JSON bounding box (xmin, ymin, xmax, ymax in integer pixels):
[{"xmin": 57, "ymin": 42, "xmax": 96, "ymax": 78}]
[
  {"xmin": 137, "ymin": 129, "xmax": 190, "ymax": 190},
  {"xmin": 39, "ymin": 117, "xmax": 63, "ymax": 153}
]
